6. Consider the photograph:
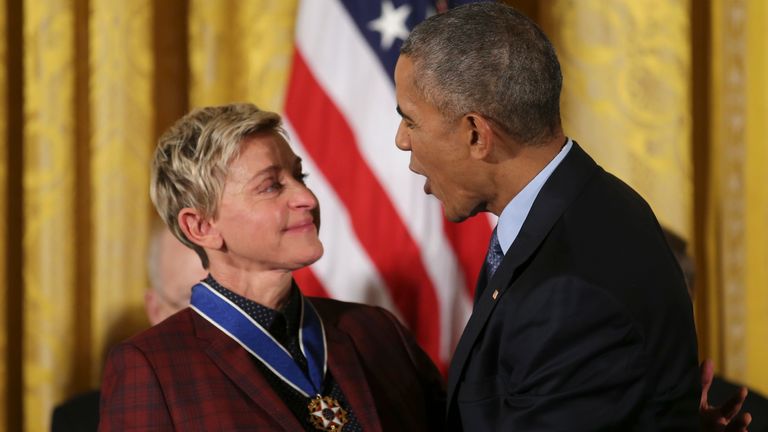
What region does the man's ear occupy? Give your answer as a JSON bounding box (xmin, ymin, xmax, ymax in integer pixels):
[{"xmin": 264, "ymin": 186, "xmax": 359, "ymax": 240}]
[
  {"xmin": 464, "ymin": 113, "xmax": 494, "ymax": 160},
  {"xmin": 177, "ymin": 208, "xmax": 223, "ymax": 250}
]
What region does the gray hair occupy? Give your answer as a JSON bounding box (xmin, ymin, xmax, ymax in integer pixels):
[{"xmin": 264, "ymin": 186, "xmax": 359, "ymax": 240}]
[{"xmin": 400, "ymin": 2, "xmax": 562, "ymax": 144}]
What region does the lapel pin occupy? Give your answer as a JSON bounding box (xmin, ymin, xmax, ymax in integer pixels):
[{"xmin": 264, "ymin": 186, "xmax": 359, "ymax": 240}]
[{"xmin": 492, "ymin": 289, "xmax": 499, "ymax": 300}]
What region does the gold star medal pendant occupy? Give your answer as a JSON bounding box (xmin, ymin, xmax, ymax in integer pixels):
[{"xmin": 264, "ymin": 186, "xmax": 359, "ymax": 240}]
[{"xmin": 308, "ymin": 395, "xmax": 349, "ymax": 431}]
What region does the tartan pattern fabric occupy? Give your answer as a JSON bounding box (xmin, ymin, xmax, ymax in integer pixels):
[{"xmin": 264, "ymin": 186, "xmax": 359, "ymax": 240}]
[
  {"xmin": 99, "ymin": 298, "xmax": 445, "ymax": 431},
  {"xmin": 204, "ymin": 276, "xmax": 362, "ymax": 431}
]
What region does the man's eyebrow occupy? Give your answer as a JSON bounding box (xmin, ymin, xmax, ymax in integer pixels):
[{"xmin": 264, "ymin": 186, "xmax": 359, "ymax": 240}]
[{"xmin": 396, "ymin": 105, "xmax": 413, "ymax": 122}]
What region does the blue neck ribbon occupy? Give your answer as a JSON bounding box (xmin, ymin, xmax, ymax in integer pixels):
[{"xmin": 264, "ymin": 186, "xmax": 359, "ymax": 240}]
[{"xmin": 190, "ymin": 282, "xmax": 326, "ymax": 398}]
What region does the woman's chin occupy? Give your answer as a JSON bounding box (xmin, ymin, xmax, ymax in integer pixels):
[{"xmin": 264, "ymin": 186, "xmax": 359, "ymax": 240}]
[{"xmin": 293, "ymin": 244, "xmax": 324, "ymax": 269}]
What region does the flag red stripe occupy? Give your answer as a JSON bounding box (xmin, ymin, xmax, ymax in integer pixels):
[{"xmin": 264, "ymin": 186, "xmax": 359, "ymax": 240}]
[
  {"xmin": 293, "ymin": 267, "xmax": 330, "ymax": 298},
  {"xmin": 285, "ymin": 49, "xmax": 442, "ymax": 365},
  {"xmin": 443, "ymin": 216, "xmax": 493, "ymax": 298}
]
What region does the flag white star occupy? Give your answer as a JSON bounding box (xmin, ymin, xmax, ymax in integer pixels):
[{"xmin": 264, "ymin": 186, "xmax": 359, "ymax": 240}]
[{"xmin": 367, "ymin": 0, "xmax": 412, "ymax": 50}]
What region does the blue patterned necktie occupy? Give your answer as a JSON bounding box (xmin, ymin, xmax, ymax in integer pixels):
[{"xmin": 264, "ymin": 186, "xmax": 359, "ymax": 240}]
[{"xmin": 485, "ymin": 228, "xmax": 504, "ymax": 281}]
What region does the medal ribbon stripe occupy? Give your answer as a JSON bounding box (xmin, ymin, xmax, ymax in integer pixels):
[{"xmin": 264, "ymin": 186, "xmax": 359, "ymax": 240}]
[
  {"xmin": 299, "ymin": 300, "xmax": 329, "ymax": 382},
  {"xmin": 190, "ymin": 283, "xmax": 326, "ymax": 398}
]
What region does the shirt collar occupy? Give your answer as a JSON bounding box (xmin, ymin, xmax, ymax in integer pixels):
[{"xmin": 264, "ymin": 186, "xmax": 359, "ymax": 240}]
[
  {"xmin": 203, "ymin": 274, "xmax": 301, "ymax": 339},
  {"xmin": 496, "ymin": 138, "xmax": 573, "ymax": 254}
]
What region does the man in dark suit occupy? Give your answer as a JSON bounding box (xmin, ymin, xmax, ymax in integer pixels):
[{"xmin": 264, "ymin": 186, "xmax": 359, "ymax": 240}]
[{"xmin": 394, "ymin": 3, "xmax": 705, "ymax": 430}]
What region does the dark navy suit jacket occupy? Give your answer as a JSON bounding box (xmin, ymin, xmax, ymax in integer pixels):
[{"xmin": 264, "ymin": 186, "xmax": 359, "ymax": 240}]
[{"xmin": 446, "ymin": 143, "xmax": 700, "ymax": 431}]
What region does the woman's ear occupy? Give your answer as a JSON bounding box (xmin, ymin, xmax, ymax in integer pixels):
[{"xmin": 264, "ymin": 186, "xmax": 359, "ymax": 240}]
[
  {"xmin": 464, "ymin": 113, "xmax": 495, "ymax": 160},
  {"xmin": 177, "ymin": 208, "xmax": 223, "ymax": 250}
]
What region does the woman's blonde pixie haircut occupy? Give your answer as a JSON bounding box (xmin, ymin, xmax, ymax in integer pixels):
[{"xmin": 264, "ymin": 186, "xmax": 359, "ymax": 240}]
[{"xmin": 150, "ymin": 103, "xmax": 283, "ymax": 268}]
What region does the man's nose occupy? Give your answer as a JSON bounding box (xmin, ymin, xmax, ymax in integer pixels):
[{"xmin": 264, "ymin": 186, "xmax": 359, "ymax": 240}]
[{"xmin": 395, "ymin": 122, "xmax": 411, "ymax": 151}]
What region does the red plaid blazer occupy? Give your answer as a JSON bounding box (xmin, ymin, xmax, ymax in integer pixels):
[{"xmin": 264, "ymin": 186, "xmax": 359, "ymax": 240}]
[{"xmin": 99, "ymin": 298, "xmax": 445, "ymax": 431}]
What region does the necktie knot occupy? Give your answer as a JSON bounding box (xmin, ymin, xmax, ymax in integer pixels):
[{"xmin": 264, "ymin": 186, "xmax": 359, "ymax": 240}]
[{"xmin": 485, "ymin": 228, "xmax": 504, "ymax": 281}]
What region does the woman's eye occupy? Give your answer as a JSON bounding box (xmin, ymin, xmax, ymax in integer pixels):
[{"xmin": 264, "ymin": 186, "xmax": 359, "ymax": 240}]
[{"xmin": 263, "ymin": 181, "xmax": 284, "ymax": 193}]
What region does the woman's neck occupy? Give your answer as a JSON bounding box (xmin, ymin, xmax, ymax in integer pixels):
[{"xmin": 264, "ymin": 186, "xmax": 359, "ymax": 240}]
[{"xmin": 207, "ymin": 262, "xmax": 292, "ymax": 310}]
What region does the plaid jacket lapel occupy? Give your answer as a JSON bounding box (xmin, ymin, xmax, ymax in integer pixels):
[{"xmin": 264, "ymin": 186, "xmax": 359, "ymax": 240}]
[
  {"xmin": 324, "ymin": 323, "xmax": 383, "ymax": 432},
  {"xmin": 191, "ymin": 311, "xmax": 303, "ymax": 431}
]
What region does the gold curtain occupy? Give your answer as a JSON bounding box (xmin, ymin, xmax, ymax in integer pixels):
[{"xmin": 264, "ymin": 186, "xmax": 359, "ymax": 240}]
[
  {"xmin": 742, "ymin": 0, "xmax": 768, "ymax": 395},
  {"xmin": 540, "ymin": 0, "xmax": 692, "ymax": 239},
  {"xmin": 19, "ymin": 0, "xmax": 155, "ymax": 430},
  {"xmin": 23, "ymin": 3, "xmax": 78, "ymax": 432},
  {"xmin": 88, "ymin": 0, "xmax": 153, "ymax": 383},
  {"xmin": 1, "ymin": 1, "xmax": 296, "ymax": 430},
  {"xmin": 705, "ymin": 0, "xmax": 768, "ymax": 395},
  {"xmin": 189, "ymin": 0, "xmax": 297, "ymax": 110}
]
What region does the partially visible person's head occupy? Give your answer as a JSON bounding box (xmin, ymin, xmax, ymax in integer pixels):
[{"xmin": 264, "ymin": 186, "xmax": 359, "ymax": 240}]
[
  {"xmin": 399, "ymin": 2, "xmax": 562, "ymax": 145},
  {"xmin": 145, "ymin": 221, "xmax": 207, "ymax": 325},
  {"xmin": 151, "ymin": 103, "xmax": 322, "ymax": 273}
]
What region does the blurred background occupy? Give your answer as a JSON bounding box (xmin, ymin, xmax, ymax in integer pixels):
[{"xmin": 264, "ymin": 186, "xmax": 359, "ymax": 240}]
[{"xmin": 1, "ymin": 0, "xmax": 766, "ymax": 430}]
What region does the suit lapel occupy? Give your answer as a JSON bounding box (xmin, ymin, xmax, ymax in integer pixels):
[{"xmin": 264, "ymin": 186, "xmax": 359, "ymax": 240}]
[
  {"xmin": 323, "ymin": 322, "xmax": 383, "ymax": 432},
  {"xmin": 446, "ymin": 142, "xmax": 600, "ymax": 409},
  {"xmin": 473, "ymin": 260, "xmax": 490, "ymax": 303},
  {"xmin": 192, "ymin": 312, "xmax": 303, "ymax": 431}
]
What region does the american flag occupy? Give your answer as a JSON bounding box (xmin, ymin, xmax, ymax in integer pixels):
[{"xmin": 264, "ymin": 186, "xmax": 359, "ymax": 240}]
[{"xmin": 284, "ymin": 0, "xmax": 491, "ymax": 373}]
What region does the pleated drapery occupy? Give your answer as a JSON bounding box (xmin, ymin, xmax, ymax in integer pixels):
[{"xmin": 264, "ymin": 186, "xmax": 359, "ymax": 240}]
[{"xmin": 705, "ymin": 0, "xmax": 768, "ymax": 394}]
